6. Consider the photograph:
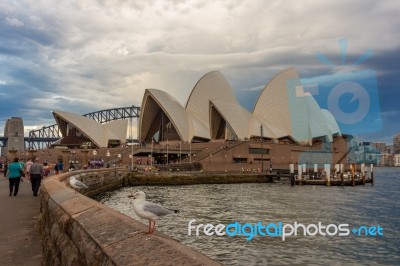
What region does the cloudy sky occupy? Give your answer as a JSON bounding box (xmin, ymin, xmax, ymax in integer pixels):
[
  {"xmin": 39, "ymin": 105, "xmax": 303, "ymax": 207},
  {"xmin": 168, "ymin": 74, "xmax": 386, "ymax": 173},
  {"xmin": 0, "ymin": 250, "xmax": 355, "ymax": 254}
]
[{"xmin": 0, "ymin": 0, "xmax": 399, "ymax": 143}]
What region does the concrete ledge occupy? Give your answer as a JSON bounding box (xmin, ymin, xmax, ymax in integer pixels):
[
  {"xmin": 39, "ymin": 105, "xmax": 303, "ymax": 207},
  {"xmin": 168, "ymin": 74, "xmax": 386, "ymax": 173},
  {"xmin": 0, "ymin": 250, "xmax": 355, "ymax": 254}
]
[
  {"xmin": 128, "ymin": 172, "xmax": 269, "ymax": 185},
  {"xmin": 40, "ymin": 170, "xmax": 219, "ymax": 265}
]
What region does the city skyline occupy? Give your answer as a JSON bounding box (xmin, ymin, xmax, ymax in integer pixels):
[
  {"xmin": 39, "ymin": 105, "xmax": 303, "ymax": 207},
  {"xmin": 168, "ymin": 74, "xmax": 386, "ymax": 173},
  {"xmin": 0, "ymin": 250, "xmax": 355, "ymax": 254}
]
[{"xmin": 1, "ymin": 1, "xmax": 399, "ymax": 143}]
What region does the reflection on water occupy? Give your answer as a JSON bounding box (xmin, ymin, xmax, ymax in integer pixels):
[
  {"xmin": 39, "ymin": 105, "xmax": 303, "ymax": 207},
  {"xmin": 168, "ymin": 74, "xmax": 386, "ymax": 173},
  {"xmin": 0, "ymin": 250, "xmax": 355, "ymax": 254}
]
[{"xmin": 94, "ymin": 168, "xmax": 400, "ymax": 265}]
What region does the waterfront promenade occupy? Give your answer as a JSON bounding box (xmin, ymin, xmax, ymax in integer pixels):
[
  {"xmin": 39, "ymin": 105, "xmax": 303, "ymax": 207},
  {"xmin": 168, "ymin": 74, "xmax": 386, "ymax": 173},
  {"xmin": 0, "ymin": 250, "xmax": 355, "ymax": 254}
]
[{"xmin": 0, "ymin": 177, "xmax": 41, "ymax": 266}]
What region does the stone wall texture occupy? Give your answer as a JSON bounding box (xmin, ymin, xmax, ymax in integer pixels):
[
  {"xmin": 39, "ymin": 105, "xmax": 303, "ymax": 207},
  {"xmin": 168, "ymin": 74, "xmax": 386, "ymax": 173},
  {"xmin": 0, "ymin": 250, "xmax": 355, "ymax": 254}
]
[{"xmin": 40, "ymin": 168, "xmax": 219, "ymax": 266}]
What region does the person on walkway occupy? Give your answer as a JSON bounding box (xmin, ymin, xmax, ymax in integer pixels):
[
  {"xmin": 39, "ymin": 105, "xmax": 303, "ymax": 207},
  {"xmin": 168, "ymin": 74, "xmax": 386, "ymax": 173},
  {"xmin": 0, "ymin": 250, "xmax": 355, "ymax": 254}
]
[
  {"xmin": 6, "ymin": 158, "xmax": 23, "ymax": 196},
  {"xmin": 3, "ymin": 161, "xmax": 8, "ymax": 178},
  {"xmin": 19, "ymin": 160, "xmax": 26, "ymax": 176},
  {"xmin": 25, "ymin": 158, "xmax": 33, "ymax": 180},
  {"xmin": 54, "ymin": 163, "xmax": 59, "ymax": 175},
  {"xmin": 57, "ymin": 160, "xmax": 64, "ymax": 173},
  {"xmin": 43, "ymin": 162, "xmax": 50, "ymax": 178},
  {"xmin": 29, "ymin": 158, "xmax": 43, "ymax": 197}
]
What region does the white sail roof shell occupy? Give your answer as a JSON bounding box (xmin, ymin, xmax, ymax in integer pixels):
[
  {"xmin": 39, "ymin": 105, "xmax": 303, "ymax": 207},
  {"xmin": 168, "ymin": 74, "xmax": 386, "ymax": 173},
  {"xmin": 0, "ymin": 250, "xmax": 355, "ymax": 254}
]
[
  {"xmin": 253, "ymin": 68, "xmax": 298, "ymax": 138},
  {"xmin": 253, "ymin": 68, "xmax": 340, "ymax": 142},
  {"xmin": 210, "ymin": 99, "xmax": 253, "ymax": 140},
  {"xmin": 140, "ymin": 89, "xmax": 193, "ymax": 142},
  {"xmin": 52, "ymin": 111, "xmax": 128, "ymax": 148},
  {"xmin": 185, "ymin": 71, "xmax": 237, "ymax": 139},
  {"xmin": 137, "ymin": 69, "xmax": 340, "ymax": 144},
  {"xmin": 104, "ymin": 119, "xmax": 129, "ymax": 142}
]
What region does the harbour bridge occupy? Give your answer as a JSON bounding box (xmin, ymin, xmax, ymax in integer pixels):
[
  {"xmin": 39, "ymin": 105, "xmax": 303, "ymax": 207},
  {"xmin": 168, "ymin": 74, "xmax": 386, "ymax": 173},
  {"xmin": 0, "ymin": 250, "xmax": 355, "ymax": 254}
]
[{"xmin": 0, "ymin": 106, "xmax": 140, "ymax": 150}]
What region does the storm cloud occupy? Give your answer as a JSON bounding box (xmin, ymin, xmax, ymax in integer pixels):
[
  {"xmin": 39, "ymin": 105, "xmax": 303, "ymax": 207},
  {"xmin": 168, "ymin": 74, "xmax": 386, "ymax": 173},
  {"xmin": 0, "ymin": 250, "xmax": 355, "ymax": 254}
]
[{"xmin": 0, "ymin": 0, "xmax": 399, "ymax": 142}]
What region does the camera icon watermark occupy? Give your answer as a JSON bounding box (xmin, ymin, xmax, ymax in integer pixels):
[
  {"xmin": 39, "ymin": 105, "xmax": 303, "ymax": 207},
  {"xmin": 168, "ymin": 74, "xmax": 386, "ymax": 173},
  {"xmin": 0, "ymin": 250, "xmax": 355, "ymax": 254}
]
[
  {"xmin": 301, "ymin": 40, "xmax": 382, "ymax": 135},
  {"xmin": 285, "ymin": 40, "xmax": 382, "ymax": 164},
  {"xmin": 301, "ymin": 69, "xmax": 381, "ymax": 135}
]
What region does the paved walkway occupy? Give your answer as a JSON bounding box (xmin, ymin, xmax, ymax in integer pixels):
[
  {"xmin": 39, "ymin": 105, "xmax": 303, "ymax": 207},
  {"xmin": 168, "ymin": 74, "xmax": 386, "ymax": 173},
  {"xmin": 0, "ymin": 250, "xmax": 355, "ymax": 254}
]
[{"xmin": 0, "ymin": 176, "xmax": 41, "ymax": 266}]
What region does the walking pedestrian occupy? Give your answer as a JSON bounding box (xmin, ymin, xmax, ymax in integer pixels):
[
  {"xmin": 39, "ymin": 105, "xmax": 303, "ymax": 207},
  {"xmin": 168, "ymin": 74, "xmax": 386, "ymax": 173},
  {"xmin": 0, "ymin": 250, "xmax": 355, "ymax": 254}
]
[
  {"xmin": 6, "ymin": 158, "xmax": 23, "ymax": 196},
  {"xmin": 54, "ymin": 163, "xmax": 59, "ymax": 175},
  {"xmin": 3, "ymin": 161, "xmax": 8, "ymax": 178},
  {"xmin": 43, "ymin": 162, "xmax": 50, "ymax": 178},
  {"xmin": 29, "ymin": 158, "xmax": 43, "ymax": 196},
  {"xmin": 19, "ymin": 160, "xmax": 26, "ymax": 176},
  {"xmin": 57, "ymin": 160, "xmax": 64, "ymax": 173},
  {"xmin": 25, "ymin": 158, "xmax": 33, "ymax": 180}
]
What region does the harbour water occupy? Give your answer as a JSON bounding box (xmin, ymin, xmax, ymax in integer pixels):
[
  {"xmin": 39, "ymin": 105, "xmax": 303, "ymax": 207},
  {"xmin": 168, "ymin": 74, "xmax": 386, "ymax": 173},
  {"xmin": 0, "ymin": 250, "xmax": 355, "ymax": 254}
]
[{"xmin": 94, "ymin": 167, "xmax": 400, "ymax": 265}]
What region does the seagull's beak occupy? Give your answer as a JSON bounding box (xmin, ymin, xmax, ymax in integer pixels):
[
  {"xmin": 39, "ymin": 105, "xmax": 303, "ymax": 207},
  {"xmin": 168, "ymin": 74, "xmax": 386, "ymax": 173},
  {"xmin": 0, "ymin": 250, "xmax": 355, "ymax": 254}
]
[{"xmin": 128, "ymin": 195, "xmax": 135, "ymax": 199}]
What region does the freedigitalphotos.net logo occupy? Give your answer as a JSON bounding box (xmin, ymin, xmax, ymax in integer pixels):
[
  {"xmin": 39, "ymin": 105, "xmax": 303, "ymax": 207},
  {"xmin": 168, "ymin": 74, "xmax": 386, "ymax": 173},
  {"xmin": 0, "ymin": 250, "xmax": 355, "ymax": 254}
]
[{"xmin": 188, "ymin": 219, "xmax": 384, "ymax": 241}]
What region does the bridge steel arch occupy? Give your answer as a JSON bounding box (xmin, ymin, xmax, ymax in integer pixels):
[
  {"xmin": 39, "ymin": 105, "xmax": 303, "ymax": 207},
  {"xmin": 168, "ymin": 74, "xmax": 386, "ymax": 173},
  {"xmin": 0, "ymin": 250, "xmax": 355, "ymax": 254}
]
[{"xmin": 27, "ymin": 106, "xmax": 140, "ymax": 150}]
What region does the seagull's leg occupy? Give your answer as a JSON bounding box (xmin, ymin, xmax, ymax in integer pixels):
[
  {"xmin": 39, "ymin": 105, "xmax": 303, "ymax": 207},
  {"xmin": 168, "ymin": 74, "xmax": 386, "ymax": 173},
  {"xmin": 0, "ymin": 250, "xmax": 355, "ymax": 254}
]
[
  {"xmin": 146, "ymin": 220, "xmax": 152, "ymax": 234},
  {"xmin": 151, "ymin": 220, "xmax": 156, "ymax": 233}
]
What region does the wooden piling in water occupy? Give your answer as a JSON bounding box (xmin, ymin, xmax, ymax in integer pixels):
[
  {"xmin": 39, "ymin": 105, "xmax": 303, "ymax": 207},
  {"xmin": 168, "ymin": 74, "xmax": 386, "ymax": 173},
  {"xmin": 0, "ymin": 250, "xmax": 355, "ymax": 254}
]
[
  {"xmin": 340, "ymin": 173, "xmax": 344, "ymax": 186},
  {"xmin": 325, "ymin": 164, "xmax": 331, "ymax": 186},
  {"xmin": 288, "ymin": 162, "xmax": 375, "ymax": 187},
  {"xmin": 371, "ymin": 172, "xmax": 374, "ymax": 186}
]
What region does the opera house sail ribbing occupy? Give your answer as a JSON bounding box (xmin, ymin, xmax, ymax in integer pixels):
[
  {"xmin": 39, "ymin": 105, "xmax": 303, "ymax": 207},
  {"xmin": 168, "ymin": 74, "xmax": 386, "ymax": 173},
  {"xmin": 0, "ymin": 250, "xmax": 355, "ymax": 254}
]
[
  {"xmin": 139, "ymin": 68, "xmax": 340, "ymax": 145},
  {"xmin": 52, "ymin": 111, "xmax": 128, "ymax": 148}
]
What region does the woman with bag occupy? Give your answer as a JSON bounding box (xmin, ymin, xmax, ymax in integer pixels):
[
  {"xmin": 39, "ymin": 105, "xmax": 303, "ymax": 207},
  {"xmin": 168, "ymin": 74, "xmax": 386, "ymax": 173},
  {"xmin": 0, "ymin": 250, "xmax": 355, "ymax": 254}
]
[{"xmin": 6, "ymin": 157, "xmax": 23, "ymax": 196}]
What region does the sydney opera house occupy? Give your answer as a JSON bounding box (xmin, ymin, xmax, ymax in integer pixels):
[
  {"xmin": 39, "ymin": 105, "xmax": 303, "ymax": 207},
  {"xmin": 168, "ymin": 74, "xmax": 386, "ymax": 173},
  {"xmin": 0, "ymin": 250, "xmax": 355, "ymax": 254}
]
[
  {"xmin": 139, "ymin": 68, "xmax": 340, "ymax": 144},
  {"xmin": 49, "ymin": 68, "xmax": 350, "ymax": 172}
]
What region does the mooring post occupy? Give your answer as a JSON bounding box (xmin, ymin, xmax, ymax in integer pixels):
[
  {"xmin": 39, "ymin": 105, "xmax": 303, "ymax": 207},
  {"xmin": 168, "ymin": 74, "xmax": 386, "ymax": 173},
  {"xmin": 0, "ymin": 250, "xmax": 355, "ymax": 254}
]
[
  {"xmin": 370, "ymin": 164, "xmax": 374, "ymax": 186},
  {"xmin": 289, "ymin": 163, "xmax": 295, "ymax": 186},
  {"xmin": 326, "ymin": 164, "xmax": 331, "ymax": 186},
  {"xmin": 298, "ymin": 164, "xmax": 302, "ymax": 185},
  {"xmin": 371, "ymin": 171, "xmax": 374, "ymax": 186},
  {"xmin": 291, "ymin": 173, "xmax": 295, "ymax": 186},
  {"xmin": 361, "ymin": 163, "xmax": 366, "ymax": 185},
  {"xmin": 340, "ymin": 164, "xmax": 344, "ymax": 186},
  {"xmin": 313, "ymin": 164, "xmax": 318, "ymax": 180},
  {"xmin": 351, "ymin": 163, "xmax": 355, "ymax": 183}
]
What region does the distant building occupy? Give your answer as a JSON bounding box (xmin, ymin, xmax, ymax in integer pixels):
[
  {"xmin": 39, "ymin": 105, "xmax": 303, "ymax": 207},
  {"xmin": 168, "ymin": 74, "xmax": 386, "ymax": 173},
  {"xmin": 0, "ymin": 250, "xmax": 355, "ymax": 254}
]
[
  {"xmin": 352, "ymin": 141, "xmax": 380, "ymax": 165},
  {"xmin": 379, "ymin": 153, "xmax": 394, "ymax": 166},
  {"xmin": 372, "ymin": 142, "xmax": 388, "ymax": 154},
  {"xmin": 393, "ymin": 133, "xmax": 400, "ymax": 154},
  {"xmin": 394, "ymin": 154, "xmax": 400, "ymax": 167},
  {"xmin": 2, "ymin": 117, "xmax": 25, "ymax": 155},
  {"xmin": 387, "ymin": 145, "xmax": 394, "ymax": 154}
]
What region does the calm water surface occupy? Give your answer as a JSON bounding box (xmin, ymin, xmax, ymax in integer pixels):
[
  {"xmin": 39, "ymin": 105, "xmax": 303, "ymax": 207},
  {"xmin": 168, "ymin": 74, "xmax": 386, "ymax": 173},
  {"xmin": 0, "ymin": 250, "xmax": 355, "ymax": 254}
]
[{"xmin": 94, "ymin": 167, "xmax": 400, "ymax": 265}]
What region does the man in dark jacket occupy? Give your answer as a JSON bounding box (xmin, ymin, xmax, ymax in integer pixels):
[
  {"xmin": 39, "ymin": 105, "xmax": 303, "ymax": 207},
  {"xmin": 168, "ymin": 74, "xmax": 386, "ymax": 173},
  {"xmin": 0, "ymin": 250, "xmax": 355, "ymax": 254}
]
[{"xmin": 29, "ymin": 158, "xmax": 43, "ymax": 196}]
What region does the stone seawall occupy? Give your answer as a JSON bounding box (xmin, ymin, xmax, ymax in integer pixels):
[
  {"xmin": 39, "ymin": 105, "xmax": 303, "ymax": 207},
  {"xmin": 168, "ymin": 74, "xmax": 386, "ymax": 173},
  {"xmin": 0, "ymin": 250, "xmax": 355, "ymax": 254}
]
[
  {"xmin": 40, "ymin": 169, "xmax": 219, "ymax": 266},
  {"xmin": 127, "ymin": 172, "xmax": 270, "ymax": 186}
]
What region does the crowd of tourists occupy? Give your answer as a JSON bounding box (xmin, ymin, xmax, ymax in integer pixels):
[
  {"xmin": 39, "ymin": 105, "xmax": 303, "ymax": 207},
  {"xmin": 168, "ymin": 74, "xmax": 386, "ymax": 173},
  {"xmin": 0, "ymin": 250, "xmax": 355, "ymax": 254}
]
[{"xmin": 1, "ymin": 158, "xmax": 65, "ymax": 197}]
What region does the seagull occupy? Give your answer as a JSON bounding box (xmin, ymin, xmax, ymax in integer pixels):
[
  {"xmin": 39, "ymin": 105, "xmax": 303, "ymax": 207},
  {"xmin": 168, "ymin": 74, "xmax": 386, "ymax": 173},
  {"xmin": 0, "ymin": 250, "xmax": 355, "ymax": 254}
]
[
  {"xmin": 69, "ymin": 176, "xmax": 88, "ymax": 193},
  {"xmin": 128, "ymin": 191, "xmax": 179, "ymax": 234}
]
